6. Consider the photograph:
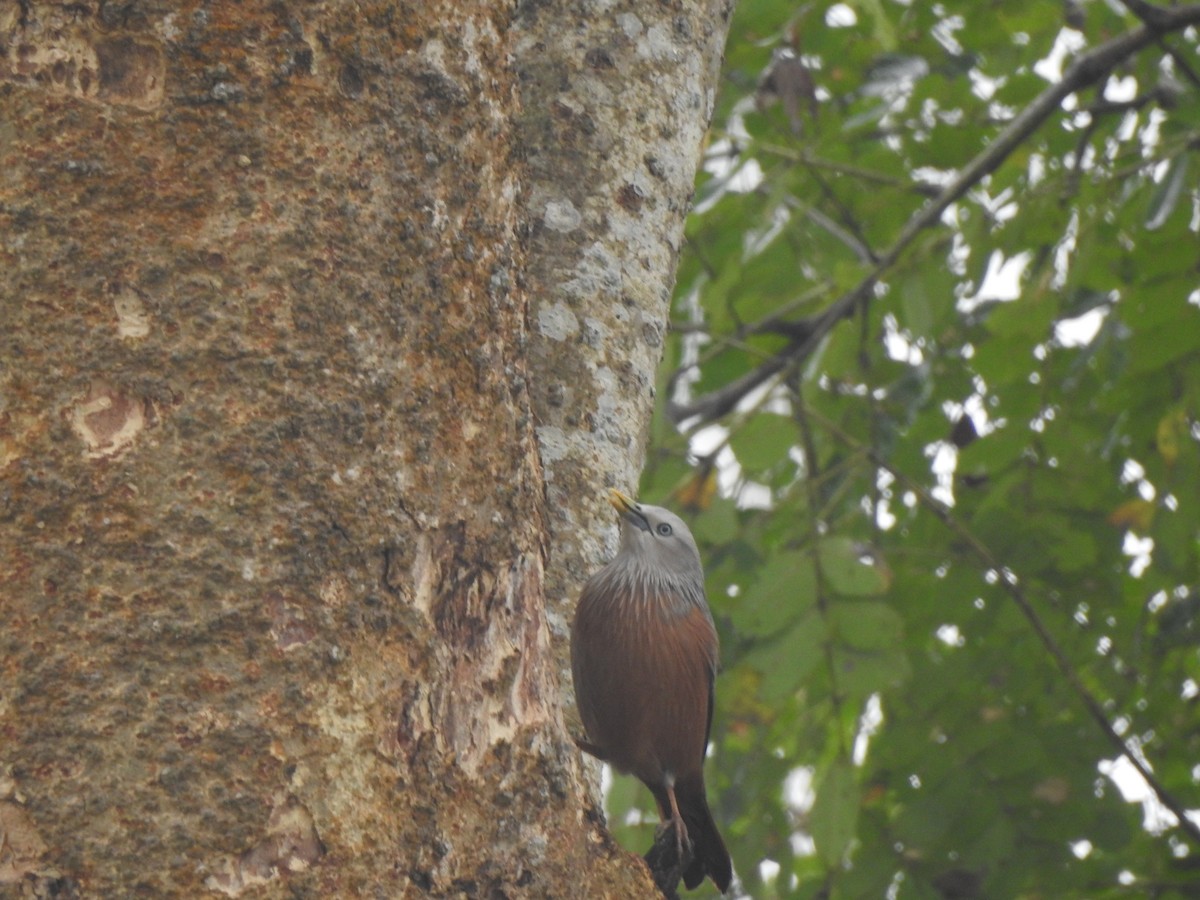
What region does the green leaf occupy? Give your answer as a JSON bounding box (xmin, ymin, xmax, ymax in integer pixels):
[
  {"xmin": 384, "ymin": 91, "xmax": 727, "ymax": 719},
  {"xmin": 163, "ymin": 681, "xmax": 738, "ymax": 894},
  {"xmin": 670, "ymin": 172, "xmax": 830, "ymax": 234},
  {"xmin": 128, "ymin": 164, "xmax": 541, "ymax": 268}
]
[
  {"xmin": 811, "ymin": 760, "xmax": 860, "ymax": 868},
  {"xmin": 923, "ymin": 122, "xmax": 975, "ymax": 168},
  {"xmin": 985, "ymin": 292, "xmax": 1057, "ymax": 340},
  {"xmin": 749, "ymin": 610, "xmax": 827, "ymax": 703},
  {"xmin": 830, "ymin": 600, "xmax": 905, "ymax": 650},
  {"xmin": 833, "ymin": 644, "xmax": 912, "ymax": 696},
  {"xmin": 968, "ymin": 333, "xmax": 1033, "ymax": 388},
  {"xmin": 693, "ymin": 347, "xmax": 755, "ymax": 397},
  {"xmin": 690, "ymin": 497, "xmax": 739, "ymax": 546},
  {"xmin": 818, "ymin": 537, "xmax": 891, "ymax": 596},
  {"xmin": 733, "ymin": 550, "xmax": 817, "ymax": 637},
  {"xmin": 730, "ymin": 413, "xmax": 797, "ymax": 473},
  {"xmin": 1125, "ymin": 309, "xmax": 1200, "ymax": 374},
  {"xmin": 1145, "ymin": 153, "xmax": 1188, "ymax": 231},
  {"xmin": 897, "ymin": 263, "xmax": 958, "ymax": 340}
]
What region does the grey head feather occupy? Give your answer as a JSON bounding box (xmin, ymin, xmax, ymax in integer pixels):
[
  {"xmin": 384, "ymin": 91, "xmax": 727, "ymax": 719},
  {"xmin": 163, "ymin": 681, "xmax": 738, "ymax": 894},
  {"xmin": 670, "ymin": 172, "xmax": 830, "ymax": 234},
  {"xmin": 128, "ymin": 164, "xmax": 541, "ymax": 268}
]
[
  {"xmin": 612, "ymin": 498, "xmax": 705, "ymax": 590},
  {"xmin": 582, "ymin": 491, "xmax": 711, "ymax": 623}
]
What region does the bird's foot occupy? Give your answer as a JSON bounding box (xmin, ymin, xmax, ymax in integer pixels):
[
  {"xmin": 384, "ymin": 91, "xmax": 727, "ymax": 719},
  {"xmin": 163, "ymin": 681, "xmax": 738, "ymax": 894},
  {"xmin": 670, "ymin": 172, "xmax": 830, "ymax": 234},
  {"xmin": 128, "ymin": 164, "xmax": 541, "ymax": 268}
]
[
  {"xmin": 657, "ymin": 815, "xmax": 691, "ymax": 869},
  {"xmin": 645, "ymin": 817, "xmax": 692, "ymax": 898}
]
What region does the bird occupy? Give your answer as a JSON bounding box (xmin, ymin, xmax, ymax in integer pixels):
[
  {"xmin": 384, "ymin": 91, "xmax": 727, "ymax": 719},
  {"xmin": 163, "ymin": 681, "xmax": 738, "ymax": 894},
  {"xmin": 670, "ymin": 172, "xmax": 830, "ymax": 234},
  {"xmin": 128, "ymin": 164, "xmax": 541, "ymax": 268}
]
[{"xmin": 571, "ymin": 489, "xmax": 732, "ymax": 893}]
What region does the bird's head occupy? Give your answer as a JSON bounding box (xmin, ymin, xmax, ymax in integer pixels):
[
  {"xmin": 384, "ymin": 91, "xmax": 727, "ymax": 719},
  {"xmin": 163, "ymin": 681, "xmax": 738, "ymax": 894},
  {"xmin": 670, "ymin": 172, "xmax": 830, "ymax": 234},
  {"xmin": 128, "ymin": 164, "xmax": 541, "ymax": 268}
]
[{"xmin": 608, "ymin": 489, "xmax": 704, "ymax": 584}]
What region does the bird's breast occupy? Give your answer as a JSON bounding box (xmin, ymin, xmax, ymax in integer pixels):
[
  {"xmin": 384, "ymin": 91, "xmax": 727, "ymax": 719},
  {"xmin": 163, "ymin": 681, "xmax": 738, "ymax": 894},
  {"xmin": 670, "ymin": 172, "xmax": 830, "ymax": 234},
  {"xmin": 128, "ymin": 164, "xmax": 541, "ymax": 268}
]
[{"xmin": 571, "ymin": 572, "xmax": 717, "ymax": 784}]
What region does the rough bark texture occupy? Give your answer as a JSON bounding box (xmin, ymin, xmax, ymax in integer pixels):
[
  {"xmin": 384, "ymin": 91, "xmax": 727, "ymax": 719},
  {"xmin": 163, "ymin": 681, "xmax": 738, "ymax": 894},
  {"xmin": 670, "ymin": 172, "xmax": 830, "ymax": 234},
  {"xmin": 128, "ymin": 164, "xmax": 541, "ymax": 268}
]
[
  {"xmin": 0, "ymin": 0, "xmax": 731, "ymax": 896},
  {"xmin": 514, "ymin": 0, "xmax": 734, "ymax": 887},
  {"xmin": 515, "ymin": 0, "xmax": 735, "ymax": 711}
]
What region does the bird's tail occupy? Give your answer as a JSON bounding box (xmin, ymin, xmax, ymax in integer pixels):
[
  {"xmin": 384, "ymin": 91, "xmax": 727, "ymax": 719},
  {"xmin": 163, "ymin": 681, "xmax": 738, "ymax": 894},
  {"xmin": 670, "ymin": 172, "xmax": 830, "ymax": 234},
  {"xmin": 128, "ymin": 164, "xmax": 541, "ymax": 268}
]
[{"xmin": 677, "ymin": 777, "xmax": 732, "ymax": 892}]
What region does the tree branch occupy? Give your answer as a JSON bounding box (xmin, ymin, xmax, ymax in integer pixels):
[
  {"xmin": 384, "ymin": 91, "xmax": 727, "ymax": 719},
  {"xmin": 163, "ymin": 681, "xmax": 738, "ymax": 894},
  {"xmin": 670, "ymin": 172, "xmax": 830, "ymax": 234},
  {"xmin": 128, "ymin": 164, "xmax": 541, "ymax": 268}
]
[
  {"xmin": 667, "ymin": 340, "xmax": 797, "ymax": 426},
  {"xmin": 1116, "ymin": 0, "xmax": 1200, "ymax": 88},
  {"xmin": 1117, "ymin": 0, "xmax": 1176, "ymax": 30},
  {"xmin": 810, "ymin": 409, "xmax": 1200, "ymax": 848},
  {"xmin": 672, "ymin": 4, "xmax": 1200, "ymax": 427}
]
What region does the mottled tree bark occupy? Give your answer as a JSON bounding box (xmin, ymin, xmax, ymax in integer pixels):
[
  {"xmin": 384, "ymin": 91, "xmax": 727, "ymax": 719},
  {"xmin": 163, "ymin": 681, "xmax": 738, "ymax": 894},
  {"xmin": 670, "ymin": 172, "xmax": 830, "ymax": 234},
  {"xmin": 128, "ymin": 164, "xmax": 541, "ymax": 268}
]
[
  {"xmin": 0, "ymin": 0, "xmax": 730, "ymax": 896},
  {"xmin": 516, "ymin": 0, "xmax": 734, "ymax": 683}
]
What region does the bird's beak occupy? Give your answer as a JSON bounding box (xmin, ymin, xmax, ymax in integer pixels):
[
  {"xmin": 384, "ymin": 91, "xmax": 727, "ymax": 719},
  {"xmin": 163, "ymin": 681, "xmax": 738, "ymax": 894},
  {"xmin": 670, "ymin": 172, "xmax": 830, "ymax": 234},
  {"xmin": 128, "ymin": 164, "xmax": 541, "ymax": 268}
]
[{"xmin": 608, "ymin": 488, "xmax": 650, "ymax": 532}]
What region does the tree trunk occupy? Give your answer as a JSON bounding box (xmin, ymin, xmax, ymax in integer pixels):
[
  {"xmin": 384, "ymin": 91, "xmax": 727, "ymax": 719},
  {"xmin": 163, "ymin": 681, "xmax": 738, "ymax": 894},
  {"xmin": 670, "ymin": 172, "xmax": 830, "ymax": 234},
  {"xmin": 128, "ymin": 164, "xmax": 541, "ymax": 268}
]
[{"xmin": 0, "ymin": 1, "xmax": 731, "ymax": 896}]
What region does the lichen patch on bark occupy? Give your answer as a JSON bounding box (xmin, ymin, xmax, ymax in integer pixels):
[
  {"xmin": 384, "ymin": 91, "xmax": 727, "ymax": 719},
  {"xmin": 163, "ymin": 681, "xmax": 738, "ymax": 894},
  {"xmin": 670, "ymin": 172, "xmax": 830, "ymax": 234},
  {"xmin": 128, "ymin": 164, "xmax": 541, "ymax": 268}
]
[
  {"xmin": 0, "ymin": 10, "xmax": 164, "ymax": 110},
  {"xmin": 204, "ymin": 795, "xmax": 324, "ymax": 896},
  {"xmin": 69, "ymin": 379, "xmax": 151, "ymax": 459}
]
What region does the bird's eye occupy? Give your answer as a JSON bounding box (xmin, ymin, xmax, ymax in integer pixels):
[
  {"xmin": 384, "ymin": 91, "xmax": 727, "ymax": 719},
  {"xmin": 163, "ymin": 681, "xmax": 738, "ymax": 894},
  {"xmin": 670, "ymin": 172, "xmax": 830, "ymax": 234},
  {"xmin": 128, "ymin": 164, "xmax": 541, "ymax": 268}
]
[{"xmin": 656, "ymin": 523, "xmax": 673, "ymax": 536}]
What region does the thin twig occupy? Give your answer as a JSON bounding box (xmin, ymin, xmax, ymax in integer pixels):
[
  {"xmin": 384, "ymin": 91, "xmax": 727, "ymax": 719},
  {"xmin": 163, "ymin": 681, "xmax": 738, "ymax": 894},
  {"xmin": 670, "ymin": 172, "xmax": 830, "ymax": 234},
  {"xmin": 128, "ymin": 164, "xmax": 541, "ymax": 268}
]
[
  {"xmin": 786, "ymin": 197, "xmax": 878, "ymax": 265},
  {"xmin": 757, "ymin": 143, "xmax": 929, "ymax": 192},
  {"xmin": 800, "ymin": 164, "xmax": 882, "ymax": 263},
  {"xmin": 794, "ymin": 390, "xmax": 852, "ymax": 753}
]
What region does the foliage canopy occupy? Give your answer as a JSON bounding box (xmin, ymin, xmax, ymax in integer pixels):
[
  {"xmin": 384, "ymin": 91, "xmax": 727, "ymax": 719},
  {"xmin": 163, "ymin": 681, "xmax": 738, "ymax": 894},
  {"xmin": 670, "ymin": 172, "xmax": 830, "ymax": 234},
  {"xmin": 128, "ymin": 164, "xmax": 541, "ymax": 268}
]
[{"xmin": 619, "ymin": 1, "xmax": 1200, "ymax": 897}]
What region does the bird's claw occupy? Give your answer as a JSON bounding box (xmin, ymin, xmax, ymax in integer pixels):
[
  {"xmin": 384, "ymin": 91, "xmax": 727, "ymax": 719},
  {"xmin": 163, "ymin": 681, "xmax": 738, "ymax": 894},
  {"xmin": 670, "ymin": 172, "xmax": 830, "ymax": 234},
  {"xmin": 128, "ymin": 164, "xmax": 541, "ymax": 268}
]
[{"xmin": 658, "ymin": 816, "xmax": 691, "ymax": 869}]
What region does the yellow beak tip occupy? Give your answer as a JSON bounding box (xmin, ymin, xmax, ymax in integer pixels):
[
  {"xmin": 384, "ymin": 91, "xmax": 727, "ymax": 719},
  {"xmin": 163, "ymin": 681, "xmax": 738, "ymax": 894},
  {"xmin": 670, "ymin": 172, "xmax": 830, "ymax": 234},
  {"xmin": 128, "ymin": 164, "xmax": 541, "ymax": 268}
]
[{"xmin": 608, "ymin": 488, "xmax": 636, "ymax": 511}]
